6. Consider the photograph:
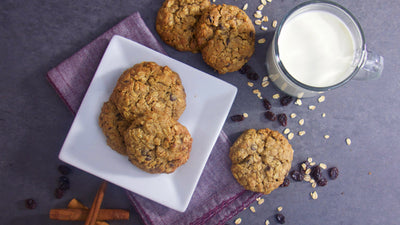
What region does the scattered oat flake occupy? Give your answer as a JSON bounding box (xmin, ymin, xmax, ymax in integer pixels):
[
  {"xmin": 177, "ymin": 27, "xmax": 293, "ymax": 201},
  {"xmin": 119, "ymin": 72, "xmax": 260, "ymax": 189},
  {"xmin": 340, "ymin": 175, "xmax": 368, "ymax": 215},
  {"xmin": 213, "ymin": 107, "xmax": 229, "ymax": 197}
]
[
  {"xmin": 262, "ymin": 80, "xmax": 270, "ymax": 87},
  {"xmin": 243, "ymin": 3, "xmax": 248, "ymax": 10},
  {"xmin": 290, "ymin": 113, "xmax": 297, "ymax": 118},
  {"xmin": 309, "ymin": 105, "xmax": 316, "ymax": 110},
  {"xmin": 283, "ymin": 128, "xmax": 290, "ymax": 135},
  {"xmin": 243, "ymin": 113, "xmax": 249, "ymax": 118},
  {"xmin": 257, "ymin": 198, "xmax": 265, "ymax": 205},
  {"xmin": 262, "ymin": 15, "xmax": 269, "ymax": 22},
  {"xmin": 250, "ymin": 206, "xmax": 256, "ymax": 213},
  {"xmin": 273, "ymin": 93, "xmax": 280, "ymax": 99},
  {"xmin": 298, "ymin": 118, "xmax": 305, "ymax": 126},
  {"xmin": 324, "ymin": 135, "xmax": 330, "ymax": 139},
  {"xmin": 265, "ymin": 219, "xmax": 270, "ymax": 225},
  {"xmin": 301, "ymin": 163, "xmax": 307, "ymax": 171},
  {"xmin": 258, "ymin": 4, "xmax": 264, "ymax": 10},
  {"xmin": 257, "ymin": 37, "xmax": 266, "ymax": 43},
  {"xmin": 307, "ymin": 157, "xmax": 313, "ymax": 163},
  {"xmin": 253, "ymin": 89, "xmax": 260, "ymax": 94},
  {"xmin": 295, "ymin": 99, "xmax": 302, "ymax": 105},
  {"xmin": 261, "ymin": 25, "xmax": 268, "ymax": 31},
  {"xmin": 305, "ymin": 168, "xmax": 311, "ymax": 175},
  {"xmin": 261, "ymin": 0, "xmax": 267, "ymax": 5},
  {"xmin": 346, "ymin": 138, "xmax": 352, "ymax": 145},
  {"xmin": 304, "ymin": 174, "xmax": 311, "ymax": 182},
  {"xmin": 368, "ymin": 172, "xmax": 372, "ymax": 175},
  {"xmin": 254, "ymin": 11, "xmax": 262, "ymax": 18},
  {"xmin": 247, "ymin": 81, "xmax": 254, "ymax": 87},
  {"xmin": 320, "ymin": 163, "xmax": 327, "ymax": 169},
  {"xmin": 312, "ymin": 182, "xmax": 317, "ymax": 188},
  {"xmin": 322, "ymin": 113, "xmax": 326, "ymax": 117},
  {"xmin": 311, "ymin": 191, "xmax": 318, "ymax": 200},
  {"xmin": 288, "ymin": 132, "xmax": 294, "ymax": 140},
  {"xmin": 309, "ymin": 162, "xmax": 316, "ymax": 166},
  {"xmin": 272, "ymin": 20, "xmax": 278, "ymax": 28},
  {"xmin": 255, "ymin": 19, "xmax": 262, "ymax": 26},
  {"xmin": 235, "ymin": 218, "xmax": 242, "ymax": 224},
  {"xmin": 298, "ymin": 130, "xmax": 306, "ymax": 136},
  {"xmin": 318, "ymin": 95, "xmax": 326, "ymax": 103},
  {"xmin": 277, "ymin": 206, "xmax": 283, "ymax": 212},
  {"xmin": 267, "ymin": 0, "xmax": 272, "ymax": 2}
]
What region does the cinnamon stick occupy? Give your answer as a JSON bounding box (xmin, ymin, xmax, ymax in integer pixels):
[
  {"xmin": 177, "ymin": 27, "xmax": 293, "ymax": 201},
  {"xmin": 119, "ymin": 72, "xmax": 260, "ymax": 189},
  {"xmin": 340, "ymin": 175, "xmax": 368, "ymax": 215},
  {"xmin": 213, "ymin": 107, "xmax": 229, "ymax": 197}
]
[
  {"xmin": 85, "ymin": 181, "xmax": 107, "ymax": 225},
  {"xmin": 49, "ymin": 208, "xmax": 129, "ymax": 221}
]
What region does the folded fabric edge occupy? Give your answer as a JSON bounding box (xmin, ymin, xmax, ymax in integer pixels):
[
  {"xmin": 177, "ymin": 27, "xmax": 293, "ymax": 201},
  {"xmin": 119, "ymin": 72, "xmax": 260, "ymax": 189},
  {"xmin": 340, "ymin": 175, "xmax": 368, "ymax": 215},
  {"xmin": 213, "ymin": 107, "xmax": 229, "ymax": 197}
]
[{"xmin": 45, "ymin": 74, "xmax": 77, "ymax": 115}]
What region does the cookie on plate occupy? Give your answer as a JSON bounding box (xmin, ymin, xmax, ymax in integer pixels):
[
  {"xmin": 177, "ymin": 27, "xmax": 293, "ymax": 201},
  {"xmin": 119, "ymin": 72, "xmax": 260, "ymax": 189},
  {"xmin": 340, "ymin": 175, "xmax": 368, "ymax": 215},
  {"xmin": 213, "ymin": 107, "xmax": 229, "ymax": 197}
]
[
  {"xmin": 98, "ymin": 101, "xmax": 131, "ymax": 155},
  {"xmin": 195, "ymin": 4, "xmax": 255, "ymax": 74},
  {"xmin": 156, "ymin": 0, "xmax": 211, "ymax": 52},
  {"xmin": 110, "ymin": 61, "xmax": 186, "ymax": 121},
  {"xmin": 229, "ymin": 128, "xmax": 293, "ymax": 194},
  {"xmin": 124, "ymin": 111, "xmax": 192, "ymax": 174}
]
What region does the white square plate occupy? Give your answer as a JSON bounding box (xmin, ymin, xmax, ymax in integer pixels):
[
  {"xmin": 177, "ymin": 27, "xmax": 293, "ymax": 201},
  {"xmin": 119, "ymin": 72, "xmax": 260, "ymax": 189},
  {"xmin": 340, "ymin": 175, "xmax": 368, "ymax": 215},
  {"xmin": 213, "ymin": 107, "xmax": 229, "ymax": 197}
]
[{"xmin": 59, "ymin": 35, "xmax": 237, "ymax": 212}]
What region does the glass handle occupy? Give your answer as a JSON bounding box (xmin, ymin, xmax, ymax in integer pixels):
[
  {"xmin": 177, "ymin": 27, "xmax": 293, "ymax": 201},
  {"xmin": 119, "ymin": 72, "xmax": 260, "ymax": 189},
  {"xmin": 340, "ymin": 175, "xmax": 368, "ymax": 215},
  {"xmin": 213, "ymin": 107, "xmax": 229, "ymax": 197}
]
[{"xmin": 353, "ymin": 50, "xmax": 384, "ymax": 80}]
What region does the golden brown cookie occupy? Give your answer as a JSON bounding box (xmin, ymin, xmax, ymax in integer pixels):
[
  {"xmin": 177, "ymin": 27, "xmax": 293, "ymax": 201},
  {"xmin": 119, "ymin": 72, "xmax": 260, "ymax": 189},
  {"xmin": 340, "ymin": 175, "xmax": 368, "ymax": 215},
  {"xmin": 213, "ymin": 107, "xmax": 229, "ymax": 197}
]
[
  {"xmin": 156, "ymin": 0, "xmax": 211, "ymax": 52},
  {"xmin": 98, "ymin": 101, "xmax": 131, "ymax": 155},
  {"xmin": 195, "ymin": 4, "xmax": 255, "ymax": 74},
  {"xmin": 110, "ymin": 62, "xmax": 186, "ymax": 121},
  {"xmin": 229, "ymin": 128, "xmax": 293, "ymax": 194},
  {"xmin": 124, "ymin": 112, "xmax": 192, "ymax": 174}
]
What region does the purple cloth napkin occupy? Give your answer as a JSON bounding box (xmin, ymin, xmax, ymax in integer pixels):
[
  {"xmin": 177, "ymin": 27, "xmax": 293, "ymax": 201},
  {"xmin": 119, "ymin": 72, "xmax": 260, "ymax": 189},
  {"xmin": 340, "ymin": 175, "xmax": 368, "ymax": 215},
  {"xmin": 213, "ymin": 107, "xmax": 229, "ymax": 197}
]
[{"xmin": 47, "ymin": 12, "xmax": 261, "ymax": 225}]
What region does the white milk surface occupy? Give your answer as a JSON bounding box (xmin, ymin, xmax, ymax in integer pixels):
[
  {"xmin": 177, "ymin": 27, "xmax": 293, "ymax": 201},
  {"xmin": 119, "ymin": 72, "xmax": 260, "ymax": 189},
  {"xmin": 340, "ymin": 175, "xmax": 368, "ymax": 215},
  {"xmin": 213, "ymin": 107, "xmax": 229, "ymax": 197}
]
[{"xmin": 278, "ymin": 10, "xmax": 355, "ymax": 87}]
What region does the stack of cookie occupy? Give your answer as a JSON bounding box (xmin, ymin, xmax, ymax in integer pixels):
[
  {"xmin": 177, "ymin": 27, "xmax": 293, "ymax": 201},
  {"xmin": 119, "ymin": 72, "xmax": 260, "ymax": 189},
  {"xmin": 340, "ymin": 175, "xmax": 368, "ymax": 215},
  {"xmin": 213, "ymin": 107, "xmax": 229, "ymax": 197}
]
[
  {"xmin": 156, "ymin": 0, "xmax": 255, "ymax": 74},
  {"xmin": 99, "ymin": 61, "xmax": 193, "ymax": 174}
]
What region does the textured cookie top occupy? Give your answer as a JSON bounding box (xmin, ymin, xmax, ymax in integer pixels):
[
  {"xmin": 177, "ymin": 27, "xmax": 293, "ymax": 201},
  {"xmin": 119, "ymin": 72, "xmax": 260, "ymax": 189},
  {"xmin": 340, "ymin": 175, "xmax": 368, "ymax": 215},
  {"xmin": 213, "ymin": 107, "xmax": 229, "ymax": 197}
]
[
  {"xmin": 230, "ymin": 128, "xmax": 293, "ymax": 194},
  {"xmin": 110, "ymin": 62, "xmax": 186, "ymax": 121},
  {"xmin": 156, "ymin": 0, "xmax": 211, "ymax": 52},
  {"xmin": 124, "ymin": 112, "xmax": 192, "ymax": 174},
  {"xmin": 195, "ymin": 4, "xmax": 255, "ymax": 74},
  {"xmin": 98, "ymin": 101, "xmax": 131, "ymax": 155}
]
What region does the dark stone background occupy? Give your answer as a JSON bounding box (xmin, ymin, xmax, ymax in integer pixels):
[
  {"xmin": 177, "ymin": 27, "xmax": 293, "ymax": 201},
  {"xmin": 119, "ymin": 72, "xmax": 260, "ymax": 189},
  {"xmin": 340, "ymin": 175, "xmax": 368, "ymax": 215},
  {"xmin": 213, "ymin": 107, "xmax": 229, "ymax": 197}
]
[{"xmin": 1, "ymin": 0, "xmax": 399, "ymax": 224}]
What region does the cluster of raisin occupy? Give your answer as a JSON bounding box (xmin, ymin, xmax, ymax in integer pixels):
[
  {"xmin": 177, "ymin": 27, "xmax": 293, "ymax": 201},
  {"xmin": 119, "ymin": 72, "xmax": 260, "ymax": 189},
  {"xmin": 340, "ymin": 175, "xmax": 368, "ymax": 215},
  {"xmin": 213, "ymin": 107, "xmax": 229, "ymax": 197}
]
[
  {"xmin": 264, "ymin": 95, "xmax": 292, "ymax": 126},
  {"xmin": 54, "ymin": 165, "xmax": 72, "ymax": 199}
]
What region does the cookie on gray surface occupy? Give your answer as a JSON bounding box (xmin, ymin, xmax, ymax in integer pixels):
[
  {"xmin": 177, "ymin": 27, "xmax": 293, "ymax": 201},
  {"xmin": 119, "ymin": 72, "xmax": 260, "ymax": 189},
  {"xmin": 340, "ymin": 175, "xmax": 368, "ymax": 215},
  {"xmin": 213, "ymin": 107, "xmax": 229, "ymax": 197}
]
[
  {"xmin": 229, "ymin": 128, "xmax": 293, "ymax": 194},
  {"xmin": 195, "ymin": 4, "xmax": 255, "ymax": 74},
  {"xmin": 156, "ymin": 0, "xmax": 211, "ymax": 52}
]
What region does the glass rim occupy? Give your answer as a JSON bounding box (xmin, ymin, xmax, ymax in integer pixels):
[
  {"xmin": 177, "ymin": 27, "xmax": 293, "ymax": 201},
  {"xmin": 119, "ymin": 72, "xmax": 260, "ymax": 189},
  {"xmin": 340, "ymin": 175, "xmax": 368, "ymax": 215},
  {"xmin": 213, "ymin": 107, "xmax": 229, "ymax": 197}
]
[{"xmin": 274, "ymin": 0, "xmax": 367, "ymax": 92}]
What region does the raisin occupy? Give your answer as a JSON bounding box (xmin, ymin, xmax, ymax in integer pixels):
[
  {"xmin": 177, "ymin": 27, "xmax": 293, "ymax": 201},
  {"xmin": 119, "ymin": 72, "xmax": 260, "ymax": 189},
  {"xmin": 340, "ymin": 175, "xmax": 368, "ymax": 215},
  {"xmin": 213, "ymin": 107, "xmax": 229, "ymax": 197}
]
[
  {"xmin": 58, "ymin": 165, "xmax": 71, "ymax": 175},
  {"xmin": 329, "ymin": 167, "xmax": 339, "ymax": 180},
  {"xmin": 290, "ymin": 170, "xmax": 304, "ymax": 181},
  {"xmin": 263, "ymin": 98, "xmax": 272, "ymax": 110},
  {"xmin": 275, "ymin": 213, "xmax": 286, "ymax": 224},
  {"xmin": 277, "ymin": 113, "xmax": 287, "ymax": 126},
  {"xmin": 317, "ymin": 177, "xmax": 328, "ymax": 186},
  {"xmin": 280, "ymin": 95, "xmax": 293, "ymax": 106},
  {"xmin": 238, "ymin": 63, "xmax": 250, "ymax": 74},
  {"xmin": 25, "ymin": 198, "xmax": 37, "ymax": 209},
  {"xmin": 265, "ymin": 111, "xmax": 276, "ymax": 121},
  {"xmin": 246, "ymin": 72, "xmax": 259, "ymax": 81},
  {"xmin": 311, "ymin": 166, "xmax": 322, "ymax": 181},
  {"xmin": 55, "ymin": 188, "xmax": 64, "ymax": 199},
  {"xmin": 279, "ymin": 177, "xmax": 290, "ymax": 187},
  {"xmin": 231, "ymin": 114, "xmax": 245, "ymax": 122}
]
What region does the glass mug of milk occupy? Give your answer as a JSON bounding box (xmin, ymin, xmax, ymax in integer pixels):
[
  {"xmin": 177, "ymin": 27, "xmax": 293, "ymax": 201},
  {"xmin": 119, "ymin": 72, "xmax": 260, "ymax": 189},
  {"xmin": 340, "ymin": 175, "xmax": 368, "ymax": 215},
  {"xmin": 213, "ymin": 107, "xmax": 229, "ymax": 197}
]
[{"xmin": 266, "ymin": 0, "xmax": 384, "ymax": 98}]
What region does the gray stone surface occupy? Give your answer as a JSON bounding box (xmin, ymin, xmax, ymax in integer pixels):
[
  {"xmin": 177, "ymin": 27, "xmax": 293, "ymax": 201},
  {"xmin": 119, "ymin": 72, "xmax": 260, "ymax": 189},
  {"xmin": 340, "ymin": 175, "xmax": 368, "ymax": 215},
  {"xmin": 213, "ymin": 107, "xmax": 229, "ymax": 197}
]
[{"xmin": 1, "ymin": 0, "xmax": 399, "ymax": 224}]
